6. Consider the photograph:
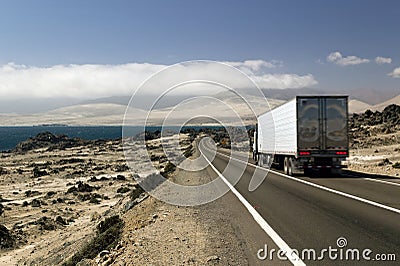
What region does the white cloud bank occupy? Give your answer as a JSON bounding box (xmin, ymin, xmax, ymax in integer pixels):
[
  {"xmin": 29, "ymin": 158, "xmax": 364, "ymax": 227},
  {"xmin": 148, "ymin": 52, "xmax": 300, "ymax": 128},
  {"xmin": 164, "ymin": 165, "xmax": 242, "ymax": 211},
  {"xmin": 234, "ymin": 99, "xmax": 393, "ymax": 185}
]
[
  {"xmin": 0, "ymin": 60, "xmax": 317, "ymax": 99},
  {"xmin": 327, "ymin": 51, "xmax": 369, "ymax": 66},
  {"xmin": 223, "ymin": 59, "xmax": 283, "ymax": 74},
  {"xmin": 251, "ymin": 74, "xmax": 317, "ymax": 89},
  {"xmin": 388, "ymin": 67, "xmax": 400, "ymax": 78},
  {"xmin": 375, "ymin": 56, "xmax": 392, "ymax": 65}
]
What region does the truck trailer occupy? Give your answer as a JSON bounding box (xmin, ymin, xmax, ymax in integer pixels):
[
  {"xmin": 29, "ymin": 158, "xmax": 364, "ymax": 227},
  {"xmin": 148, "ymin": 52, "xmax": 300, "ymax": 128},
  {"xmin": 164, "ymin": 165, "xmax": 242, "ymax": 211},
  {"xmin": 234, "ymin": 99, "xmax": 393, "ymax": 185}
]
[{"xmin": 253, "ymin": 96, "xmax": 349, "ymax": 175}]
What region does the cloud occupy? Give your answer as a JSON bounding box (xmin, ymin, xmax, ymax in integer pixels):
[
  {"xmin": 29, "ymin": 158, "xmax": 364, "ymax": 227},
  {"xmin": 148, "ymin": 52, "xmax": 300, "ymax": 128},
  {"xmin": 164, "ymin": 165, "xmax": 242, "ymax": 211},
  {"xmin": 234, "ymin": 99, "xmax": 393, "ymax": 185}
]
[
  {"xmin": 327, "ymin": 51, "xmax": 369, "ymax": 66},
  {"xmin": 327, "ymin": 52, "xmax": 342, "ymax": 63},
  {"xmin": 223, "ymin": 59, "xmax": 282, "ymax": 74},
  {"xmin": 388, "ymin": 67, "xmax": 400, "ymax": 78},
  {"xmin": 375, "ymin": 56, "xmax": 392, "ymax": 65},
  {"xmin": 0, "ymin": 60, "xmax": 317, "ymax": 99},
  {"xmin": 251, "ymin": 74, "xmax": 317, "ymax": 89},
  {"xmin": 0, "ymin": 62, "xmax": 165, "ymax": 99}
]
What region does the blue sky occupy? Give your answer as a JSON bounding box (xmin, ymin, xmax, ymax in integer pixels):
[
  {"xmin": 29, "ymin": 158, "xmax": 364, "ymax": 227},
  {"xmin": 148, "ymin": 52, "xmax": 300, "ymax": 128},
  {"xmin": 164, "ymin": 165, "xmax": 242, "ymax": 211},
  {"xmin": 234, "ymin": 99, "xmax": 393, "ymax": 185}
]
[{"xmin": 0, "ymin": 0, "xmax": 399, "ymax": 100}]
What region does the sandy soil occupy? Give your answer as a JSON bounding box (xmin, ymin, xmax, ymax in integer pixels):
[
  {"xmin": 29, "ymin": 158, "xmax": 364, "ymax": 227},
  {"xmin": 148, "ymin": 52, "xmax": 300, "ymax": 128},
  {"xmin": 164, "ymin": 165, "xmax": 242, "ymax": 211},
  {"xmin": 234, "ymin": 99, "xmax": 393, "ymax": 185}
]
[
  {"xmin": 2, "ymin": 125, "xmax": 398, "ymax": 265},
  {"xmin": 346, "ymin": 143, "xmax": 400, "ymax": 177},
  {"xmin": 0, "ymin": 139, "xmax": 135, "ymax": 265},
  {"xmin": 109, "ymin": 142, "xmax": 249, "ymax": 266},
  {"xmin": 1, "ymin": 133, "xmax": 252, "ymax": 266}
]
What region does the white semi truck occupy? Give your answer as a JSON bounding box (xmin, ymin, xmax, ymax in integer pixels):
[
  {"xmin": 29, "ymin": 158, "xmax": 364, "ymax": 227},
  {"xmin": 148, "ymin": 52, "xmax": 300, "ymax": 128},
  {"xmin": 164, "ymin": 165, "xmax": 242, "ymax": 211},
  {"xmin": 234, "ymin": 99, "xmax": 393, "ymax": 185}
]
[{"xmin": 253, "ymin": 96, "xmax": 349, "ymax": 175}]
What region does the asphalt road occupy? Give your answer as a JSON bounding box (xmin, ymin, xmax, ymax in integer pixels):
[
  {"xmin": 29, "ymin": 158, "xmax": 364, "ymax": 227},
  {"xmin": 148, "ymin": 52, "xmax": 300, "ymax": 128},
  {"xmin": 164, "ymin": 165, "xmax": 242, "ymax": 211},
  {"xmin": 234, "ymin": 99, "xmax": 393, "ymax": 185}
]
[{"xmin": 199, "ymin": 142, "xmax": 400, "ymax": 265}]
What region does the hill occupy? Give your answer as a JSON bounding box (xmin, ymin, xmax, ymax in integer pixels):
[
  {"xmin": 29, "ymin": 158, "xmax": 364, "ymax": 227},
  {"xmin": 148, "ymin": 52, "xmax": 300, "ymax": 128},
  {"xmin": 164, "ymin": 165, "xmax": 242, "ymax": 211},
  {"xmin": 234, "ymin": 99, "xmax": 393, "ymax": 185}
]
[
  {"xmin": 370, "ymin": 95, "xmax": 400, "ymax": 112},
  {"xmin": 0, "ymin": 91, "xmax": 398, "ymax": 126},
  {"xmin": 348, "ymin": 99, "xmax": 372, "ymax": 114},
  {"xmin": 0, "ymin": 104, "xmax": 146, "ymax": 126},
  {"xmin": 0, "ymin": 92, "xmax": 284, "ymax": 126}
]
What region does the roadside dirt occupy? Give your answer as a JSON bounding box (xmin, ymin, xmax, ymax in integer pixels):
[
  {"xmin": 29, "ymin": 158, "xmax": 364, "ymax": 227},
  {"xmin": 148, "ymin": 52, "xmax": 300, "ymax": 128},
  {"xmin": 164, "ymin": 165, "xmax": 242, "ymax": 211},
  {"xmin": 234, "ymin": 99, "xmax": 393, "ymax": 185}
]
[
  {"xmin": 1, "ymin": 133, "xmax": 263, "ymax": 265},
  {"xmin": 347, "ymin": 104, "xmax": 400, "ymax": 178},
  {"xmin": 0, "ymin": 138, "xmax": 134, "ymax": 265},
  {"xmin": 110, "ymin": 142, "xmax": 251, "ymax": 266},
  {"xmin": 3, "ymin": 118, "xmax": 397, "ymax": 265}
]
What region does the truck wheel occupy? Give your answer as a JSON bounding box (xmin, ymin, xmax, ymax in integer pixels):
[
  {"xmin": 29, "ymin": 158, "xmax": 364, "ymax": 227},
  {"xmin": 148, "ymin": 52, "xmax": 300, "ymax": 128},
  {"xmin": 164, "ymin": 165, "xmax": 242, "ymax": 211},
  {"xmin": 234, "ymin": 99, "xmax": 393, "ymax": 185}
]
[
  {"xmin": 257, "ymin": 154, "xmax": 262, "ymax": 167},
  {"xmin": 266, "ymin": 154, "xmax": 273, "ymax": 169},
  {"xmin": 288, "ymin": 157, "xmax": 294, "ymax": 176},
  {"xmin": 284, "ymin": 157, "xmax": 289, "ymax": 175}
]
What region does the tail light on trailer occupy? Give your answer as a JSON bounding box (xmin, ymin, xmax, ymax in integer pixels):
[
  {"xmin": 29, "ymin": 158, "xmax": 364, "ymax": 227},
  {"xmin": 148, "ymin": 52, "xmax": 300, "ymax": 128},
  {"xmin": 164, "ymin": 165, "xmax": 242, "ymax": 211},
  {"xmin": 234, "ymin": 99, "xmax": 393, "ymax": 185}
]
[
  {"xmin": 335, "ymin": 151, "xmax": 347, "ymax": 155},
  {"xmin": 299, "ymin": 151, "xmax": 311, "ymax": 156}
]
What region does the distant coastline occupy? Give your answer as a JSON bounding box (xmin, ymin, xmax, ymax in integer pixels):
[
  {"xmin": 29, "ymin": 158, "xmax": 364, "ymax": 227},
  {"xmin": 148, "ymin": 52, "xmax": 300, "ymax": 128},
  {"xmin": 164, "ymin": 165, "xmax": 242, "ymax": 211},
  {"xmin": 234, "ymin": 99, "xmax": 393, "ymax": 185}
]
[
  {"xmin": 0, "ymin": 125, "xmax": 226, "ymax": 152},
  {"xmin": 0, "ymin": 126, "xmax": 126, "ymax": 152},
  {"xmin": 33, "ymin": 123, "xmax": 68, "ymax": 127}
]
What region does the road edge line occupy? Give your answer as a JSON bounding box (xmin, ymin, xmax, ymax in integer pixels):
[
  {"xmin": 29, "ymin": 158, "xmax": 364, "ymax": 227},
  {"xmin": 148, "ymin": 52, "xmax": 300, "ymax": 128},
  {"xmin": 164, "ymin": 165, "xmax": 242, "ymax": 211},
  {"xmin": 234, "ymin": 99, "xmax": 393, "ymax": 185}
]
[
  {"xmin": 364, "ymin": 178, "xmax": 400, "ymax": 187},
  {"xmin": 200, "ymin": 146, "xmax": 305, "ymax": 266},
  {"xmin": 215, "ymin": 150, "xmax": 400, "ymax": 215}
]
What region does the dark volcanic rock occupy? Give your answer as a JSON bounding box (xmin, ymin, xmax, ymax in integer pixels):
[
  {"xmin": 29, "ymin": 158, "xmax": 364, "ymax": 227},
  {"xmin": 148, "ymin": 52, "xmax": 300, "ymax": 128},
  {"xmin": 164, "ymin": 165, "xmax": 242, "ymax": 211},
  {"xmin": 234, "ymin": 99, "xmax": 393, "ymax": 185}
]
[
  {"xmin": 0, "ymin": 167, "xmax": 8, "ymax": 175},
  {"xmin": 32, "ymin": 216, "xmax": 59, "ymax": 231},
  {"xmin": 25, "ymin": 190, "xmax": 41, "ymax": 197},
  {"xmin": 115, "ymin": 174, "xmax": 126, "ymax": 181},
  {"xmin": 33, "ymin": 166, "xmax": 49, "ymax": 178},
  {"xmin": 67, "ymin": 181, "xmax": 98, "ymax": 193},
  {"xmin": 31, "ymin": 199, "xmax": 42, "ymax": 207},
  {"xmin": 55, "ymin": 216, "xmax": 68, "ymax": 226},
  {"xmin": 351, "ymin": 104, "xmax": 400, "ymax": 127},
  {"xmin": 58, "ymin": 158, "xmax": 85, "ymax": 164},
  {"xmin": 14, "ymin": 132, "xmax": 91, "ymax": 153},
  {"xmin": 0, "ymin": 196, "xmax": 12, "ymax": 203},
  {"xmin": 116, "ymin": 186, "xmax": 130, "ymax": 194},
  {"xmin": 113, "ymin": 164, "xmax": 129, "ymax": 172},
  {"xmin": 350, "ymin": 104, "xmax": 400, "ymax": 148},
  {"xmin": 0, "ymin": 224, "xmax": 15, "ymax": 249}
]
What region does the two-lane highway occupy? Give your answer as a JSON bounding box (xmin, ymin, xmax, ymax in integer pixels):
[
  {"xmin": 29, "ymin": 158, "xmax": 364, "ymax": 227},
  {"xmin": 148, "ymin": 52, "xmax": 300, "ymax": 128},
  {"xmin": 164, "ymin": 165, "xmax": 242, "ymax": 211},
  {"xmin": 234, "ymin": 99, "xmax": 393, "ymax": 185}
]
[{"xmin": 199, "ymin": 141, "xmax": 400, "ymax": 265}]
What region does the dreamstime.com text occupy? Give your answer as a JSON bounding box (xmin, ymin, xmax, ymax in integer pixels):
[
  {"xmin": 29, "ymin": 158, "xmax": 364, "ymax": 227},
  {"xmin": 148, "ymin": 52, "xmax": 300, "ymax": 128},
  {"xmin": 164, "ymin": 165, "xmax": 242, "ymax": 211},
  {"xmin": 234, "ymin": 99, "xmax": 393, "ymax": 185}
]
[{"xmin": 257, "ymin": 237, "xmax": 396, "ymax": 262}]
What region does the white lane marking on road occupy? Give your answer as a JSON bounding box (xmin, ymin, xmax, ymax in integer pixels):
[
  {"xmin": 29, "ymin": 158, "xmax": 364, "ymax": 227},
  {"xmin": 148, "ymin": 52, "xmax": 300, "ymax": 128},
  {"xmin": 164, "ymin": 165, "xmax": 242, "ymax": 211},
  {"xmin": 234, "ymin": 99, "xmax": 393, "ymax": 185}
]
[
  {"xmin": 214, "ymin": 149, "xmax": 400, "ymax": 215},
  {"xmin": 199, "ymin": 144, "xmax": 305, "ymax": 266},
  {"xmin": 364, "ymin": 178, "xmax": 400, "ymax": 187}
]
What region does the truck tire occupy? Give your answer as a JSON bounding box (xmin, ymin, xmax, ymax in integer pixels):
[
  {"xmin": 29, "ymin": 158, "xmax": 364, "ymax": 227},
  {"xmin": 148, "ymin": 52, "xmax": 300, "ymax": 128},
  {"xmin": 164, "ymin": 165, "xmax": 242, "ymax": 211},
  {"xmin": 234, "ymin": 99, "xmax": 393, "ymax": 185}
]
[
  {"xmin": 284, "ymin": 157, "xmax": 289, "ymax": 175},
  {"xmin": 266, "ymin": 154, "xmax": 273, "ymax": 169},
  {"xmin": 257, "ymin": 154, "xmax": 262, "ymax": 167},
  {"xmin": 288, "ymin": 157, "xmax": 294, "ymax": 176}
]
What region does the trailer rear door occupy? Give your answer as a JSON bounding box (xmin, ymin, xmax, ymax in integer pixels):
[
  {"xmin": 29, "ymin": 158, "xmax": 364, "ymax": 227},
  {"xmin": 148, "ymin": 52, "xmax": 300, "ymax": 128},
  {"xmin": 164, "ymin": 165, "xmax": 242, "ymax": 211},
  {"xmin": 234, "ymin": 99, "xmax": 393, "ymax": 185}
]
[
  {"xmin": 297, "ymin": 98, "xmax": 321, "ymax": 150},
  {"xmin": 324, "ymin": 97, "xmax": 348, "ymax": 150},
  {"xmin": 297, "ymin": 97, "xmax": 348, "ymax": 152}
]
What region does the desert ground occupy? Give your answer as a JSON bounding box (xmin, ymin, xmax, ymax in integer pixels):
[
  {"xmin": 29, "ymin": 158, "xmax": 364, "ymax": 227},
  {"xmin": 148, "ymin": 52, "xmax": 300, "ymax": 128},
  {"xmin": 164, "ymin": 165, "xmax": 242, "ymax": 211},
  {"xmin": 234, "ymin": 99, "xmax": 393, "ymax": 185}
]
[
  {"xmin": 1, "ymin": 104, "xmax": 400, "ymax": 265},
  {"xmin": 0, "ymin": 130, "xmax": 251, "ymax": 266},
  {"xmin": 347, "ymin": 104, "xmax": 400, "ymax": 177}
]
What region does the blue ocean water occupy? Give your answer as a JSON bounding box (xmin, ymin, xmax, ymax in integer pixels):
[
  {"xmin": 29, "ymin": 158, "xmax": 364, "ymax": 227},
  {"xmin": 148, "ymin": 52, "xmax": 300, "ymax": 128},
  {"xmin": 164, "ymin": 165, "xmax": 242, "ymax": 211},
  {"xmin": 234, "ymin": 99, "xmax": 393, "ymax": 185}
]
[
  {"xmin": 0, "ymin": 125, "xmax": 225, "ymax": 151},
  {"xmin": 0, "ymin": 126, "xmax": 134, "ymax": 151}
]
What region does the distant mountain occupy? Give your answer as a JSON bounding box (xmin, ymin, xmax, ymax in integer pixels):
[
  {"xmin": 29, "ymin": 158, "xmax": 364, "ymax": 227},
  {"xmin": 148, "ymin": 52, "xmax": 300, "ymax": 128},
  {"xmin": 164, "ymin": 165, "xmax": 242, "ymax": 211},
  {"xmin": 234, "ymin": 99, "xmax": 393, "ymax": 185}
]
[
  {"xmin": 2, "ymin": 86, "xmax": 397, "ymax": 115},
  {"xmin": 260, "ymin": 88, "xmax": 326, "ymax": 101},
  {"xmin": 346, "ymin": 94, "xmax": 400, "ymax": 114},
  {"xmin": 0, "ymin": 90, "xmax": 398, "ymax": 125},
  {"xmin": 343, "ymin": 88, "xmax": 400, "ymax": 105},
  {"xmin": 79, "ymin": 94, "xmax": 203, "ymax": 110},
  {"xmin": 48, "ymin": 103, "xmax": 132, "ymax": 117},
  {"xmin": 0, "ymin": 92, "xmax": 284, "ymax": 126},
  {"xmin": 0, "ymin": 103, "xmax": 146, "ymax": 126},
  {"xmin": 80, "ymin": 96, "xmax": 131, "ymax": 106},
  {"xmin": 370, "ymin": 94, "xmax": 400, "ymax": 112},
  {"xmin": 348, "ymin": 99, "xmax": 372, "ymax": 114},
  {"xmin": 0, "ymin": 97, "xmax": 81, "ymax": 114},
  {"xmin": 259, "ymin": 87, "xmax": 399, "ymax": 105}
]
